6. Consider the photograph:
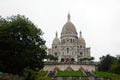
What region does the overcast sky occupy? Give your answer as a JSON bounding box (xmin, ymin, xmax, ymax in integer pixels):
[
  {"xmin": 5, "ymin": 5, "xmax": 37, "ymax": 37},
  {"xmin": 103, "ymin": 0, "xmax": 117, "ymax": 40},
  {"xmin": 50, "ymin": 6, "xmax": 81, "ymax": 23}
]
[{"xmin": 0, "ymin": 0, "xmax": 120, "ymax": 61}]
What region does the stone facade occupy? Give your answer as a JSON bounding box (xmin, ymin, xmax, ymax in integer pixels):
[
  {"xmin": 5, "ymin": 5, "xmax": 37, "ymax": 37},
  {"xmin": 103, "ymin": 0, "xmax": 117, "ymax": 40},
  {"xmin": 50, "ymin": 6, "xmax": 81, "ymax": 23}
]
[{"xmin": 48, "ymin": 13, "xmax": 91, "ymax": 62}]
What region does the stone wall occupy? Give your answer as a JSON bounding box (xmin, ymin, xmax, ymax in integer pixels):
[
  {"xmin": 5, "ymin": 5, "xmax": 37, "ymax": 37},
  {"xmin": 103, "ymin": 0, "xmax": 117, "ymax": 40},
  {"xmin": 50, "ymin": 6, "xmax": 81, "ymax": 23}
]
[{"xmin": 43, "ymin": 62, "xmax": 97, "ymax": 71}]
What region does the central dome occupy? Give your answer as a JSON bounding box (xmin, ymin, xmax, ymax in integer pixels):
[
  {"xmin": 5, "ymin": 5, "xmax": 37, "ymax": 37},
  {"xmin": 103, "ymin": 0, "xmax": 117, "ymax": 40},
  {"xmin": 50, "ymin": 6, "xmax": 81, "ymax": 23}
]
[
  {"xmin": 61, "ymin": 13, "xmax": 77, "ymax": 35},
  {"xmin": 61, "ymin": 22, "xmax": 77, "ymax": 34}
]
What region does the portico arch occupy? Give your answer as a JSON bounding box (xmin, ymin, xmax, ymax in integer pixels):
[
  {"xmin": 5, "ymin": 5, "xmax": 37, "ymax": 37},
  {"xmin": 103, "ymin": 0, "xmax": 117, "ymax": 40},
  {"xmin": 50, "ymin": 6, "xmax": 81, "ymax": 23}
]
[
  {"xmin": 61, "ymin": 58, "xmax": 64, "ymax": 62},
  {"xmin": 71, "ymin": 58, "xmax": 75, "ymax": 62}
]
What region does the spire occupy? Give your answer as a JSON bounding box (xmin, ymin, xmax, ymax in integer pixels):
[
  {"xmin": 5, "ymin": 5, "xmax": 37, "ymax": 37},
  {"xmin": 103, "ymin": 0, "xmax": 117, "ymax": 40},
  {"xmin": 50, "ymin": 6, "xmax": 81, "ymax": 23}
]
[
  {"xmin": 80, "ymin": 31, "xmax": 82, "ymax": 37},
  {"xmin": 67, "ymin": 13, "xmax": 71, "ymax": 22},
  {"xmin": 56, "ymin": 31, "xmax": 58, "ymax": 37}
]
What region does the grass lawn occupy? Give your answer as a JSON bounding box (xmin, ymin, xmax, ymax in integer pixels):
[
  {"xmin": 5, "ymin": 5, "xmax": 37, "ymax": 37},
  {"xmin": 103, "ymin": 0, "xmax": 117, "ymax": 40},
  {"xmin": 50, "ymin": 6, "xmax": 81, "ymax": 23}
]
[
  {"xmin": 57, "ymin": 70, "xmax": 120, "ymax": 79},
  {"xmin": 95, "ymin": 71, "xmax": 120, "ymax": 79},
  {"xmin": 57, "ymin": 71, "xmax": 84, "ymax": 77},
  {"xmin": 23, "ymin": 70, "xmax": 120, "ymax": 80}
]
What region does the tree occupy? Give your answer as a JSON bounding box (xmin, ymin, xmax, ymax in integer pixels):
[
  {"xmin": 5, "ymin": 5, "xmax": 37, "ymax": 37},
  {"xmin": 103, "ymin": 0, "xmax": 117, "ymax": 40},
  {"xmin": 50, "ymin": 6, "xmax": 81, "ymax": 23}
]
[
  {"xmin": 109, "ymin": 58, "xmax": 120, "ymax": 74},
  {"xmin": 88, "ymin": 57, "xmax": 95, "ymax": 61},
  {"xmin": 0, "ymin": 15, "xmax": 47, "ymax": 75},
  {"xmin": 98, "ymin": 54, "xmax": 116, "ymax": 72},
  {"xmin": 46, "ymin": 54, "xmax": 58, "ymax": 61},
  {"xmin": 79, "ymin": 57, "xmax": 94, "ymax": 62},
  {"xmin": 79, "ymin": 57, "xmax": 87, "ymax": 62},
  {"xmin": 54, "ymin": 56, "xmax": 58, "ymax": 61}
]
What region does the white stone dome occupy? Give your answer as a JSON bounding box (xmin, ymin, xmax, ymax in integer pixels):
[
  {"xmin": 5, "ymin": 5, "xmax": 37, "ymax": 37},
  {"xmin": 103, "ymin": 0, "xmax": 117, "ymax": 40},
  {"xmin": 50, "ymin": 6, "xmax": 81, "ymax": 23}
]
[
  {"xmin": 53, "ymin": 37, "xmax": 60, "ymax": 44},
  {"xmin": 78, "ymin": 31, "xmax": 85, "ymax": 44},
  {"xmin": 78, "ymin": 37, "xmax": 85, "ymax": 44},
  {"xmin": 52, "ymin": 32, "xmax": 60, "ymax": 44},
  {"xmin": 61, "ymin": 13, "xmax": 77, "ymax": 35},
  {"xmin": 61, "ymin": 22, "xmax": 77, "ymax": 35}
]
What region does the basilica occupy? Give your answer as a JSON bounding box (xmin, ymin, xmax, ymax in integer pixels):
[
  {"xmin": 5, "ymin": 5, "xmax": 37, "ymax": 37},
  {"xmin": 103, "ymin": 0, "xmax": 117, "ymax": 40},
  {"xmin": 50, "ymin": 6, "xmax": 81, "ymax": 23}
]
[{"xmin": 48, "ymin": 13, "xmax": 91, "ymax": 62}]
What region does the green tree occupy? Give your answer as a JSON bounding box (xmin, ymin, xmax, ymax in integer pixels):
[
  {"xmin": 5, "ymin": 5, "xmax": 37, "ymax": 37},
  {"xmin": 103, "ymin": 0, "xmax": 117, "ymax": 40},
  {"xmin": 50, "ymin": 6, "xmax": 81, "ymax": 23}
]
[
  {"xmin": 46, "ymin": 54, "xmax": 54, "ymax": 61},
  {"xmin": 46, "ymin": 54, "xmax": 58, "ymax": 61},
  {"xmin": 79, "ymin": 57, "xmax": 94, "ymax": 62},
  {"xmin": 0, "ymin": 15, "xmax": 47, "ymax": 75},
  {"xmin": 79, "ymin": 57, "xmax": 88, "ymax": 62},
  {"xmin": 98, "ymin": 54, "xmax": 116, "ymax": 72},
  {"xmin": 54, "ymin": 56, "xmax": 58, "ymax": 61},
  {"xmin": 110, "ymin": 58, "xmax": 120, "ymax": 74},
  {"xmin": 88, "ymin": 57, "xmax": 95, "ymax": 61}
]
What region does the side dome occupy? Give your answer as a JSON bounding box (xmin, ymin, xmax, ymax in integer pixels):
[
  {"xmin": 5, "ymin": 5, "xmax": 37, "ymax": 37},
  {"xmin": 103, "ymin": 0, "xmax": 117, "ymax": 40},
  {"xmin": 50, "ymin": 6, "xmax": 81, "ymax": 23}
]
[
  {"xmin": 78, "ymin": 37, "xmax": 85, "ymax": 44},
  {"xmin": 61, "ymin": 22, "xmax": 77, "ymax": 35},
  {"xmin": 52, "ymin": 32, "xmax": 60, "ymax": 45},
  {"xmin": 78, "ymin": 31, "xmax": 85, "ymax": 44},
  {"xmin": 53, "ymin": 37, "xmax": 60, "ymax": 44}
]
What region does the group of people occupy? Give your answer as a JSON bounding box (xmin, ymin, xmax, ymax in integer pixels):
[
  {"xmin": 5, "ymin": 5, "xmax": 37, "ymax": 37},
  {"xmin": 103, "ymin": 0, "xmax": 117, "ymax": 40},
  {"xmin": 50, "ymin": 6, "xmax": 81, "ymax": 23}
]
[
  {"xmin": 83, "ymin": 69, "xmax": 95, "ymax": 77},
  {"xmin": 47, "ymin": 70, "xmax": 58, "ymax": 79}
]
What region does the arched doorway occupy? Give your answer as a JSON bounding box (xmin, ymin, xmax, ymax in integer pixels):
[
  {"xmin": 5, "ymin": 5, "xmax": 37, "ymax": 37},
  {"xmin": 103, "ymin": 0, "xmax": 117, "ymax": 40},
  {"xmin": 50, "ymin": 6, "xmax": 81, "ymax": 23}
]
[
  {"xmin": 71, "ymin": 58, "xmax": 75, "ymax": 62},
  {"xmin": 61, "ymin": 58, "xmax": 64, "ymax": 62}
]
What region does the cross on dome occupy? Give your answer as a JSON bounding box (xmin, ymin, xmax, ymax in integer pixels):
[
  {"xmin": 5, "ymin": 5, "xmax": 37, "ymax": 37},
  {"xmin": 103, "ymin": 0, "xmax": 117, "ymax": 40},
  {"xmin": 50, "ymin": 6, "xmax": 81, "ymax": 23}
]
[
  {"xmin": 67, "ymin": 13, "xmax": 71, "ymax": 21},
  {"xmin": 80, "ymin": 31, "xmax": 82, "ymax": 37},
  {"xmin": 56, "ymin": 31, "xmax": 58, "ymax": 37}
]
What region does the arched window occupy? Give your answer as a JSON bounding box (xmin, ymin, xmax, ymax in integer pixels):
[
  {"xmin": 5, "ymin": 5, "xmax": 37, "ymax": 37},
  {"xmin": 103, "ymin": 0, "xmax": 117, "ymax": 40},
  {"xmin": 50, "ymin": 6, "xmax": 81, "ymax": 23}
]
[
  {"xmin": 72, "ymin": 52, "xmax": 74, "ymax": 55},
  {"xmin": 62, "ymin": 40, "xmax": 65, "ymax": 44},
  {"xmin": 63, "ymin": 40, "xmax": 65, "ymax": 44},
  {"xmin": 55, "ymin": 52, "xmax": 57, "ymax": 56},
  {"xmin": 80, "ymin": 45, "xmax": 82, "ymax": 48},
  {"xmin": 55, "ymin": 46, "xmax": 57, "ymax": 49},
  {"xmin": 67, "ymin": 48, "xmax": 69, "ymax": 53},
  {"xmin": 80, "ymin": 52, "xmax": 83, "ymax": 55},
  {"xmin": 71, "ymin": 39, "xmax": 72, "ymax": 43},
  {"xmin": 73, "ymin": 39, "xmax": 74, "ymax": 42},
  {"xmin": 63, "ymin": 52, "xmax": 64, "ymax": 55}
]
